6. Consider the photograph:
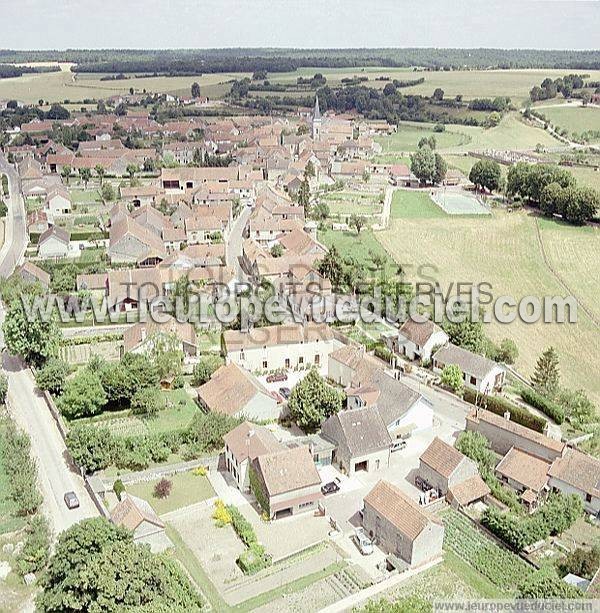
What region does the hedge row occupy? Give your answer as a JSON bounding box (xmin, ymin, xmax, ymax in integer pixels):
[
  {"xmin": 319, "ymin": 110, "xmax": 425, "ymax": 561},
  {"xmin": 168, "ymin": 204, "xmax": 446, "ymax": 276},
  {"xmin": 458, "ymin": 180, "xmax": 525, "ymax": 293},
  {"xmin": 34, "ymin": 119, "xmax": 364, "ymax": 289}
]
[
  {"xmin": 227, "ymin": 504, "xmax": 272, "ymax": 575},
  {"xmin": 520, "ymin": 388, "xmax": 565, "ymax": 424},
  {"xmin": 462, "ymin": 388, "xmax": 546, "ymax": 433}
]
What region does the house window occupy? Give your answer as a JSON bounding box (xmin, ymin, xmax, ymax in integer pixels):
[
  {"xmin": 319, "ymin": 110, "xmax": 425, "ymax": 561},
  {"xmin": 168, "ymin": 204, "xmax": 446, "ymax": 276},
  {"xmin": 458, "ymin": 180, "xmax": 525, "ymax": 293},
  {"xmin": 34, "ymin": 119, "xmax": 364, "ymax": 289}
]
[
  {"xmin": 314, "ymin": 355, "xmax": 320, "ymax": 365},
  {"xmin": 299, "ymin": 357, "xmax": 304, "ymax": 365},
  {"xmin": 470, "ymin": 376, "xmax": 477, "ymax": 385},
  {"xmin": 298, "ymin": 501, "xmax": 313, "ymax": 509},
  {"xmin": 262, "ymin": 360, "xmax": 268, "ymax": 369},
  {"xmin": 586, "ymin": 493, "xmax": 592, "ymax": 503},
  {"xmin": 285, "ymin": 358, "xmax": 290, "ymax": 368},
  {"xmin": 186, "ymin": 181, "xmax": 193, "ymax": 189}
]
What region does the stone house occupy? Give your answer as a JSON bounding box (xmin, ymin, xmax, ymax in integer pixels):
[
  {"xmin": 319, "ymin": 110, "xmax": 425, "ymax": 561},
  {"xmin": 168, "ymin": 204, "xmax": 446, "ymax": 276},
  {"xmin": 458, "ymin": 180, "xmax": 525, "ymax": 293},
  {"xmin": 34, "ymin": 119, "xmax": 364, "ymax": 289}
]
[
  {"xmin": 362, "ymin": 480, "xmax": 444, "ymax": 567},
  {"xmin": 38, "ymin": 226, "xmax": 70, "ymax": 258}
]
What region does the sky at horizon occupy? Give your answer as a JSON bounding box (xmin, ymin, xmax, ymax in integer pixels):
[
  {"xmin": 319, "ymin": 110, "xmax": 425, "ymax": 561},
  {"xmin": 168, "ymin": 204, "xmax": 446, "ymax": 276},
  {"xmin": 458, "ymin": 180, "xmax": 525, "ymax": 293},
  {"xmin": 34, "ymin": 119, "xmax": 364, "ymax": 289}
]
[{"xmin": 2, "ymin": 0, "xmax": 599, "ymax": 51}]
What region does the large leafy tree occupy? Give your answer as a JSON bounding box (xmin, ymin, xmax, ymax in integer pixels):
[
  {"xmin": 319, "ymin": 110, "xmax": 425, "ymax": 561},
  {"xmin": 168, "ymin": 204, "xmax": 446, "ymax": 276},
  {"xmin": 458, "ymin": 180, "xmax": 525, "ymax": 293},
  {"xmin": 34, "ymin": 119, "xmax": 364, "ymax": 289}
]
[
  {"xmin": 531, "ymin": 346, "xmax": 560, "ymax": 398},
  {"xmin": 58, "ymin": 369, "xmax": 107, "ymax": 419},
  {"xmin": 469, "ymin": 159, "xmax": 501, "ymax": 193},
  {"xmin": 35, "ymin": 358, "xmax": 70, "ymax": 395},
  {"xmin": 410, "ymin": 144, "xmax": 436, "ymax": 184},
  {"xmin": 37, "ymin": 518, "xmax": 204, "ymax": 612},
  {"xmin": 288, "ymin": 368, "xmax": 344, "ymax": 432},
  {"xmin": 3, "ymin": 300, "xmax": 61, "ymax": 367},
  {"xmin": 192, "ymin": 354, "xmax": 224, "ymax": 386},
  {"xmin": 317, "ymin": 245, "xmax": 345, "ymax": 290},
  {"xmin": 66, "ymin": 425, "xmax": 114, "ymax": 473}
]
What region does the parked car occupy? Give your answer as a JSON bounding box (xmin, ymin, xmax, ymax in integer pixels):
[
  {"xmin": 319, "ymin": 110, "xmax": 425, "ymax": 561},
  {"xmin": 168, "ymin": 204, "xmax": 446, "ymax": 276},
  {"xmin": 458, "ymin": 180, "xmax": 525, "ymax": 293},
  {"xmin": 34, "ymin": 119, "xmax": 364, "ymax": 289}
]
[
  {"xmin": 390, "ymin": 439, "xmax": 406, "ymax": 453},
  {"xmin": 353, "ymin": 528, "xmax": 374, "ymax": 555},
  {"xmin": 266, "ymin": 372, "xmax": 287, "ymax": 383},
  {"xmin": 279, "ymin": 386, "xmax": 291, "ymax": 399},
  {"xmin": 321, "ymin": 480, "xmax": 340, "ymax": 495},
  {"xmin": 64, "ymin": 491, "xmax": 80, "ymax": 510}
]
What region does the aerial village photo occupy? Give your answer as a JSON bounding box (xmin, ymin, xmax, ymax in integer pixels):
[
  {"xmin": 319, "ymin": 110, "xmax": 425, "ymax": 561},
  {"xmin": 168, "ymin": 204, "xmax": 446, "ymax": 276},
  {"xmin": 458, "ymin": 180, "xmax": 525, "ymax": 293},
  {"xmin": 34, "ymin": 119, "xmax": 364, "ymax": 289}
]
[{"xmin": 0, "ymin": 1, "xmax": 599, "ymax": 611}]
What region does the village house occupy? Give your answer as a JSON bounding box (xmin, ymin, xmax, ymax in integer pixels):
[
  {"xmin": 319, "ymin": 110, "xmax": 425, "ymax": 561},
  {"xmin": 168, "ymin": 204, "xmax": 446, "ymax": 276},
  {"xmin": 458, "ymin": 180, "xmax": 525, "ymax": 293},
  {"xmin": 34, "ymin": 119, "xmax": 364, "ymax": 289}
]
[
  {"xmin": 120, "ymin": 185, "xmax": 164, "ymax": 208},
  {"xmin": 44, "ymin": 184, "xmax": 72, "ymax": 217},
  {"xmin": 548, "ymin": 448, "xmax": 600, "ymax": 516},
  {"xmin": 433, "ymin": 343, "xmax": 505, "ymax": 394},
  {"xmin": 110, "ymin": 494, "xmax": 168, "ymax": 552},
  {"xmin": 362, "ymin": 480, "xmax": 445, "ymax": 567},
  {"xmin": 17, "ymin": 261, "xmax": 51, "ymax": 288},
  {"xmin": 386, "ymin": 314, "xmax": 449, "ymax": 363},
  {"xmin": 223, "ymin": 323, "xmax": 338, "ymax": 372},
  {"xmin": 250, "ymin": 445, "xmax": 323, "ymax": 520},
  {"xmin": 196, "ymin": 362, "xmax": 280, "ymax": 421},
  {"xmin": 417, "ymin": 437, "xmax": 488, "ymax": 507},
  {"xmin": 495, "ymin": 446, "xmax": 551, "ymax": 513},
  {"xmin": 38, "ymin": 226, "xmax": 70, "ymax": 258},
  {"xmin": 223, "ymin": 421, "xmax": 282, "ymax": 492},
  {"xmin": 466, "ymin": 408, "xmax": 565, "ymax": 462},
  {"xmin": 108, "ymin": 214, "xmax": 166, "ymax": 264},
  {"xmin": 122, "ymin": 314, "xmax": 198, "ymax": 358},
  {"xmin": 321, "ymin": 406, "xmax": 391, "ymax": 475}
]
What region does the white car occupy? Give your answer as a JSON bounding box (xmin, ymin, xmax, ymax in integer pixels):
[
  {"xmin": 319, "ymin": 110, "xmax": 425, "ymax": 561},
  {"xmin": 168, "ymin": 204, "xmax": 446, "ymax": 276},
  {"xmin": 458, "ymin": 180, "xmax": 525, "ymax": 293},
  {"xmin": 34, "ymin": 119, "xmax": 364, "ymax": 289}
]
[{"xmin": 353, "ymin": 528, "xmax": 374, "ymax": 555}]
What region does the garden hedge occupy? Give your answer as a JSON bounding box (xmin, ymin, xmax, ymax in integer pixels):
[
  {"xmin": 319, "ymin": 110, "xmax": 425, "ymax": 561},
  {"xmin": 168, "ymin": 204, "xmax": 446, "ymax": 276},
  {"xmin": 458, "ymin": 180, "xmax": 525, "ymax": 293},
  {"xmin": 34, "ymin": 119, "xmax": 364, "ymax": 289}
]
[
  {"xmin": 520, "ymin": 388, "xmax": 565, "ymax": 424},
  {"xmin": 462, "ymin": 388, "xmax": 546, "ymax": 433}
]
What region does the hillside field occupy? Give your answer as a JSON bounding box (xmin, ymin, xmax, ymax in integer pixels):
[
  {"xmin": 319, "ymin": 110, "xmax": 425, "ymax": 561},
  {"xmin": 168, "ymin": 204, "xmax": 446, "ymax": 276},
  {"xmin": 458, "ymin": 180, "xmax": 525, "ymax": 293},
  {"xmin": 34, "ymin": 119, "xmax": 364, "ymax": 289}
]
[
  {"xmin": 540, "ymin": 105, "xmax": 600, "ymax": 140},
  {"xmin": 374, "ymin": 192, "xmax": 600, "ymax": 406}
]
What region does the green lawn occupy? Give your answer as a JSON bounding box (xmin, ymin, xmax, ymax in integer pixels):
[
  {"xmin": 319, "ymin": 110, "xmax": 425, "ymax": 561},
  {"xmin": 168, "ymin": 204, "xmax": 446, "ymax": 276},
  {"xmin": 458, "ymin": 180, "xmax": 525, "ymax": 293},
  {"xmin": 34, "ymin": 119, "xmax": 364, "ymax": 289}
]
[
  {"xmin": 391, "ymin": 190, "xmax": 447, "ymax": 219},
  {"xmin": 69, "ymin": 188, "xmax": 102, "ymax": 204},
  {"xmin": 318, "ymin": 227, "xmax": 396, "ymax": 277},
  {"xmin": 73, "ymin": 388, "xmax": 200, "ymax": 438},
  {"xmin": 78, "ymin": 248, "xmax": 106, "ymax": 263},
  {"xmin": 541, "ymin": 105, "xmax": 600, "ymax": 140},
  {"xmin": 376, "ymin": 123, "xmax": 471, "ymax": 153},
  {"xmin": 126, "ymin": 471, "xmax": 215, "ymax": 515}
]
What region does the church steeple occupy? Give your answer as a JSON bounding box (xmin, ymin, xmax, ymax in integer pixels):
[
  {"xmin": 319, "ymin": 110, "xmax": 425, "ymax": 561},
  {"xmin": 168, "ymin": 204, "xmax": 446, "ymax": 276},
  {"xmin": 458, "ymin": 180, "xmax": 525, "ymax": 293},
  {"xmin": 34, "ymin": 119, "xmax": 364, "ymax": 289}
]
[{"xmin": 312, "ymin": 96, "xmax": 322, "ymax": 141}]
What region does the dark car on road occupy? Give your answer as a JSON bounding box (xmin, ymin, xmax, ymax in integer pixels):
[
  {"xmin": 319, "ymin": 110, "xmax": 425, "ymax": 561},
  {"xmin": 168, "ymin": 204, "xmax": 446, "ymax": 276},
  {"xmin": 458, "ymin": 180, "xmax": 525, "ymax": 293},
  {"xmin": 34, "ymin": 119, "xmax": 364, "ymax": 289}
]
[
  {"xmin": 321, "ymin": 480, "xmax": 340, "ymax": 495},
  {"xmin": 279, "ymin": 387, "xmax": 291, "ymax": 399},
  {"xmin": 64, "ymin": 491, "xmax": 80, "ymax": 510}
]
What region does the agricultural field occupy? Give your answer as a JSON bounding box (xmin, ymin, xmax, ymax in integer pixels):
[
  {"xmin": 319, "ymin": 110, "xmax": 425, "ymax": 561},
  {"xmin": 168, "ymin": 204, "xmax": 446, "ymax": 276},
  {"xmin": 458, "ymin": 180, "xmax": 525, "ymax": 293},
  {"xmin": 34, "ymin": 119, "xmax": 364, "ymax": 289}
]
[
  {"xmin": 59, "ymin": 339, "xmax": 121, "ymax": 364},
  {"xmin": 125, "ymin": 471, "xmax": 215, "ymax": 515},
  {"xmin": 374, "ymin": 204, "xmax": 600, "ymax": 406},
  {"xmin": 267, "ymin": 67, "xmax": 600, "ymax": 105},
  {"xmin": 568, "ymin": 166, "xmax": 600, "ymax": 191},
  {"xmin": 540, "ymin": 104, "xmax": 600, "ymax": 141},
  {"xmin": 441, "ymin": 508, "xmax": 532, "ymax": 595},
  {"xmin": 0, "ymin": 67, "xmax": 247, "ymax": 104},
  {"xmin": 375, "ymin": 123, "xmax": 470, "ymax": 153}
]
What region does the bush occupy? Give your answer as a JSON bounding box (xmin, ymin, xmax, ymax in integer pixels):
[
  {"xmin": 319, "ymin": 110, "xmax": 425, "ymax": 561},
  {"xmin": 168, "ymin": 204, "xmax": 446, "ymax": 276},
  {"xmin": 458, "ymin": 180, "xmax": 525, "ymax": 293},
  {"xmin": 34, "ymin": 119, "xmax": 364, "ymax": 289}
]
[
  {"xmin": 192, "ymin": 466, "xmax": 207, "ymax": 476},
  {"xmin": 16, "ymin": 515, "xmax": 51, "ymax": 576},
  {"xmin": 462, "ymin": 388, "xmax": 546, "ymax": 433},
  {"xmin": 212, "ymin": 499, "xmax": 232, "ymax": 526},
  {"xmin": 130, "ymin": 387, "xmax": 162, "ymax": 417},
  {"xmin": 154, "ymin": 478, "xmax": 172, "ymax": 499},
  {"xmin": 191, "ymin": 354, "xmax": 224, "ymax": 386},
  {"xmin": 521, "ymin": 388, "xmax": 565, "ymax": 424},
  {"xmin": 227, "ymin": 505, "xmax": 257, "ymax": 547},
  {"xmin": 66, "ymin": 425, "xmax": 115, "ymax": 474},
  {"xmin": 482, "ymin": 493, "xmax": 583, "ymax": 551},
  {"xmin": 113, "ymin": 479, "xmax": 125, "ymax": 501},
  {"xmin": 373, "ymin": 345, "xmax": 393, "ymax": 364},
  {"xmin": 0, "ymin": 373, "xmax": 7, "ymax": 404},
  {"xmin": 441, "ymin": 364, "xmax": 463, "ymax": 393},
  {"xmin": 237, "ymin": 542, "xmax": 271, "ymax": 575},
  {"xmin": 59, "ymin": 369, "xmax": 107, "ymax": 419},
  {"xmin": 35, "ymin": 358, "xmax": 70, "ymax": 395}
]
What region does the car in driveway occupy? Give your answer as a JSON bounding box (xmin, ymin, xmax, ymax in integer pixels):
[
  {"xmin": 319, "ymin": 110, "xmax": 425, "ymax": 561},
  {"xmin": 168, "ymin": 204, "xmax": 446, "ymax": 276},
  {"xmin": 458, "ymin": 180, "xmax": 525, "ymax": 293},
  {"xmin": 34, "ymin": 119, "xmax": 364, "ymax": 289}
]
[
  {"xmin": 279, "ymin": 386, "xmax": 291, "ymax": 399},
  {"xmin": 63, "ymin": 491, "xmax": 80, "ymax": 510},
  {"xmin": 390, "ymin": 439, "xmax": 407, "ymax": 453},
  {"xmin": 266, "ymin": 372, "xmax": 287, "ymax": 383},
  {"xmin": 321, "ymin": 479, "xmax": 340, "ymax": 495},
  {"xmin": 353, "ymin": 528, "xmax": 374, "ymax": 555}
]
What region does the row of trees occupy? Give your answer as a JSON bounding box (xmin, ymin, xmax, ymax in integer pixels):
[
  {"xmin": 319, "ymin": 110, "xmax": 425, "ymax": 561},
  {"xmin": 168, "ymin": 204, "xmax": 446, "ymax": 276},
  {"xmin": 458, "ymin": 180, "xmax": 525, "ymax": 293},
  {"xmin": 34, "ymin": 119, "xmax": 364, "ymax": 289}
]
[
  {"xmin": 529, "ymin": 74, "xmax": 586, "ymax": 101},
  {"xmin": 507, "ymin": 162, "xmax": 598, "ymax": 224}
]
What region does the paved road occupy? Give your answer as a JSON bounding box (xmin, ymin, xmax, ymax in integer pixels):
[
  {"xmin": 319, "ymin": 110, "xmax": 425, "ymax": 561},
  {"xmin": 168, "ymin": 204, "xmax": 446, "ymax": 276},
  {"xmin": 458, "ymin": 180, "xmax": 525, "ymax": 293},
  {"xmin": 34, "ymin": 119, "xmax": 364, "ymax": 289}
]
[
  {"xmin": 226, "ymin": 206, "xmax": 252, "ymax": 283},
  {"xmin": 0, "ymin": 154, "xmax": 98, "ymax": 536},
  {"xmin": 0, "ymin": 152, "xmax": 28, "ymax": 278}
]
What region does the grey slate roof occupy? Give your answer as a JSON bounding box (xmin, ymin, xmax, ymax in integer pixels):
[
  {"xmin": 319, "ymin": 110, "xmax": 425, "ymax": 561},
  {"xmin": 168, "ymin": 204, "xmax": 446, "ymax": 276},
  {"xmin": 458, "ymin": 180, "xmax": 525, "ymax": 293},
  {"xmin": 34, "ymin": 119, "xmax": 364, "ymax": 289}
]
[
  {"xmin": 369, "ymin": 370, "xmax": 423, "ymax": 427},
  {"xmin": 433, "ymin": 343, "xmax": 500, "ymax": 379},
  {"xmin": 323, "ymin": 406, "xmax": 391, "ymax": 457}
]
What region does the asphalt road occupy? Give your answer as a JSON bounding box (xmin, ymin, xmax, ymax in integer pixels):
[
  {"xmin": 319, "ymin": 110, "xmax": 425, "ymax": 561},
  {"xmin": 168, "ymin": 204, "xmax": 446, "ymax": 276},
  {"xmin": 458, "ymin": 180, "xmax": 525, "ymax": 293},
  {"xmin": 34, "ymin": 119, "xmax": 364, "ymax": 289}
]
[
  {"xmin": 0, "ymin": 152, "xmax": 28, "ymax": 278},
  {"xmin": 226, "ymin": 205, "xmax": 252, "ymax": 283},
  {"xmin": 0, "ymin": 155, "xmax": 98, "ymax": 535}
]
